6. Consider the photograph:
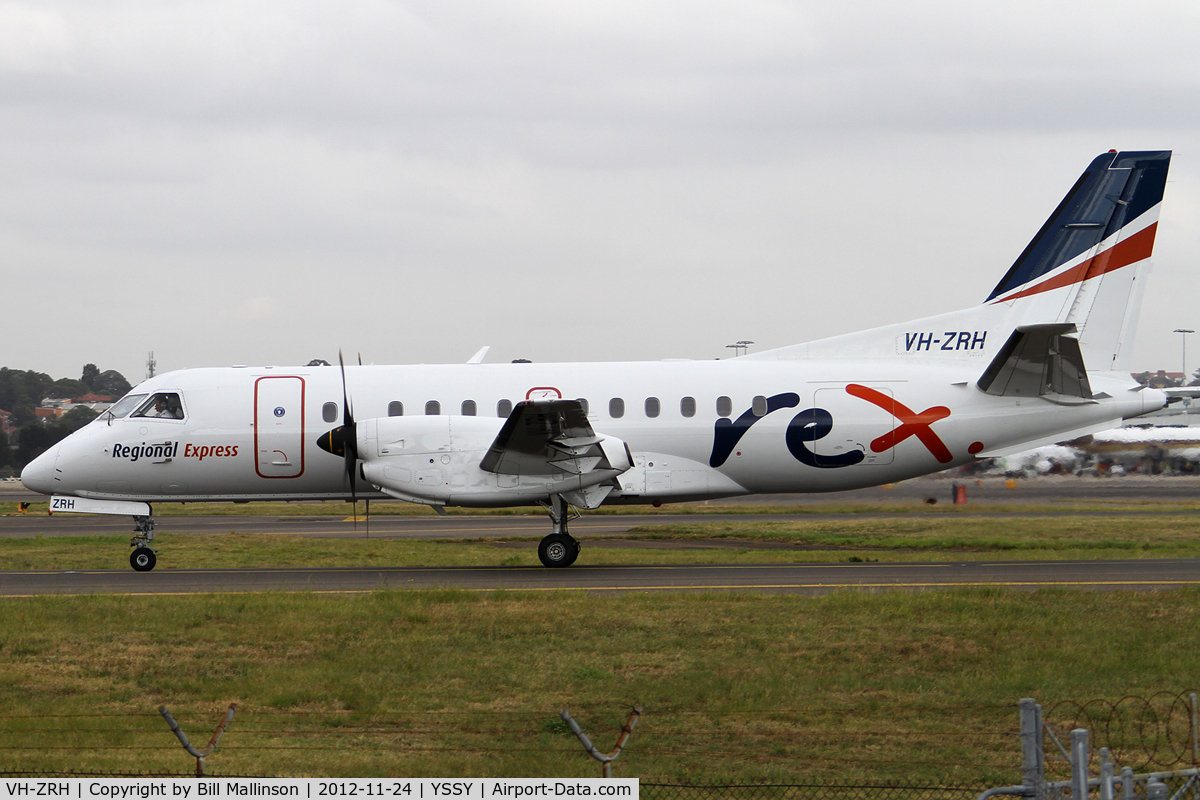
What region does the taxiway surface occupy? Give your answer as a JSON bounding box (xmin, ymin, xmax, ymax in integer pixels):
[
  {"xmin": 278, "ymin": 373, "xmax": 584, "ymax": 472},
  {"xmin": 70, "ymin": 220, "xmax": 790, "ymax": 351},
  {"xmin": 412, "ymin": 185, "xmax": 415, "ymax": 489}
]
[
  {"xmin": 3, "ymin": 475, "xmax": 1199, "ymax": 595},
  {"xmin": 3, "ymin": 559, "xmax": 1200, "ymax": 597}
]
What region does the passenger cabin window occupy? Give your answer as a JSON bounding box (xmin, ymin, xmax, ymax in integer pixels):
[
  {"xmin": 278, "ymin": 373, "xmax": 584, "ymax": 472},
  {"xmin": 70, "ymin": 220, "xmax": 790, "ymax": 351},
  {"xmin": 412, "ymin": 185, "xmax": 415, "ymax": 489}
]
[
  {"xmin": 106, "ymin": 394, "xmax": 147, "ymax": 420},
  {"xmin": 645, "ymin": 397, "xmax": 660, "ymax": 418},
  {"xmin": 752, "ymin": 395, "xmax": 768, "ymax": 417},
  {"xmin": 609, "ymin": 397, "xmax": 625, "ymax": 418},
  {"xmin": 716, "ymin": 396, "xmax": 732, "ymax": 417},
  {"xmin": 497, "ymin": 399, "xmax": 513, "ymax": 418},
  {"xmin": 680, "ymin": 396, "xmax": 696, "ymax": 418},
  {"xmin": 425, "ymin": 400, "xmax": 441, "ymax": 415},
  {"xmin": 322, "ymin": 402, "xmax": 339, "ymax": 423},
  {"xmin": 462, "ymin": 400, "xmax": 477, "ymax": 416},
  {"xmin": 132, "ymin": 393, "xmax": 185, "ymax": 420},
  {"xmin": 388, "ymin": 401, "xmax": 403, "ymax": 417}
]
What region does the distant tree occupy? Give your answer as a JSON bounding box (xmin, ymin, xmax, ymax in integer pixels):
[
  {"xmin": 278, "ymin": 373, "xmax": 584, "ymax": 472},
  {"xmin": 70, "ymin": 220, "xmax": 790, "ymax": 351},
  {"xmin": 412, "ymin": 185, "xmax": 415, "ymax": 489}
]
[
  {"xmin": 308, "ymin": 359, "xmax": 331, "ymax": 367},
  {"xmin": 60, "ymin": 405, "xmax": 99, "ymax": 433},
  {"xmin": 94, "ymin": 370, "xmax": 132, "ymax": 397},
  {"xmin": 0, "ymin": 430, "xmax": 9, "ymax": 468},
  {"xmin": 1190, "ymin": 368, "xmax": 1200, "ymax": 387},
  {"xmin": 81, "ymin": 363, "xmax": 101, "ymax": 390},
  {"xmin": 49, "ymin": 378, "xmax": 89, "ymax": 399},
  {"xmin": 16, "ymin": 423, "xmax": 62, "ymax": 465},
  {"xmin": 0, "ymin": 368, "xmax": 54, "ymax": 425},
  {"xmin": 11, "ymin": 407, "xmax": 99, "ymax": 467}
]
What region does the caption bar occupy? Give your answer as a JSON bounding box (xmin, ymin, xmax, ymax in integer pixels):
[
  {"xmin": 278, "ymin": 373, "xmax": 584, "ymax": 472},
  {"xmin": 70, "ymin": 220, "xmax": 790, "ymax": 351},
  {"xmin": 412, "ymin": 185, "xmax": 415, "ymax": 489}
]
[{"xmin": 0, "ymin": 781, "xmax": 638, "ymax": 800}]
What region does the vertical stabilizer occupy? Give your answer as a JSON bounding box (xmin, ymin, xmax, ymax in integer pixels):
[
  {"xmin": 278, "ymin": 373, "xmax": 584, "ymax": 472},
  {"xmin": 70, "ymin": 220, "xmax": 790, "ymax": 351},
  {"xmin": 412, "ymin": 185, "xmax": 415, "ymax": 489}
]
[{"xmin": 987, "ymin": 150, "xmax": 1171, "ymax": 371}]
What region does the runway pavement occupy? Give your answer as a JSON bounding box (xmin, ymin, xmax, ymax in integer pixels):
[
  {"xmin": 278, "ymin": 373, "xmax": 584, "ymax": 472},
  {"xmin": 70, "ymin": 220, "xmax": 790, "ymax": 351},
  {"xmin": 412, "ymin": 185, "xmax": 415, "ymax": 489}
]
[
  {"xmin": 3, "ymin": 475, "xmax": 1200, "ymax": 595},
  {"xmin": 3, "ymin": 559, "xmax": 1200, "ymax": 597}
]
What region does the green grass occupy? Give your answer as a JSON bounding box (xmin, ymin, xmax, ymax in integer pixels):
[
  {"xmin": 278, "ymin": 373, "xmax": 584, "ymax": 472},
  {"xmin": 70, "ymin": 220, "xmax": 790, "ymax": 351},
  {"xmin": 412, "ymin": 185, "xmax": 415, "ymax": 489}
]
[
  {"xmin": 3, "ymin": 512, "xmax": 1200, "ymax": 570},
  {"xmin": 1, "ymin": 589, "xmax": 1197, "ymax": 781},
  {"xmin": 627, "ymin": 514, "xmax": 1200, "ymax": 557},
  {"xmin": 4, "ymin": 499, "xmax": 1200, "ymax": 780}
]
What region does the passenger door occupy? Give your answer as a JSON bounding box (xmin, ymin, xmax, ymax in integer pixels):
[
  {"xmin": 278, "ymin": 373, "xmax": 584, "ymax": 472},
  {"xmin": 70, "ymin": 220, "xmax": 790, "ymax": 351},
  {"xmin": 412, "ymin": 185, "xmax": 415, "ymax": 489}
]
[{"xmin": 254, "ymin": 376, "xmax": 306, "ymax": 478}]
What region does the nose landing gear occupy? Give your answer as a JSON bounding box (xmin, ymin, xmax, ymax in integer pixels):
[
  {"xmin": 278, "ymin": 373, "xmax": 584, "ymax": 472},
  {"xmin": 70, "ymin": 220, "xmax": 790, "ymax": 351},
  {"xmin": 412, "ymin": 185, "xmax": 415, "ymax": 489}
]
[{"xmin": 130, "ymin": 515, "xmax": 158, "ymax": 572}]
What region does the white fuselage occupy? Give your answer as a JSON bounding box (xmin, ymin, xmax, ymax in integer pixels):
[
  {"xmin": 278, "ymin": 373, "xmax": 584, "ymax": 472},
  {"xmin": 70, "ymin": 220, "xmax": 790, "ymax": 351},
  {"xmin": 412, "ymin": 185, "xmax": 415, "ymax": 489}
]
[{"xmin": 20, "ymin": 357, "xmax": 1163, "ymax": 507}]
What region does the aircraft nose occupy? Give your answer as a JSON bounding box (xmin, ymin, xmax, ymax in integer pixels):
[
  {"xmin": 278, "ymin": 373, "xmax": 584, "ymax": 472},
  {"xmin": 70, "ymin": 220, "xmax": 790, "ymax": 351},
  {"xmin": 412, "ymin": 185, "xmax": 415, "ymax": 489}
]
[{"xmin": 21, "ymin": 445, "xmax": 60, "ymax": 495}]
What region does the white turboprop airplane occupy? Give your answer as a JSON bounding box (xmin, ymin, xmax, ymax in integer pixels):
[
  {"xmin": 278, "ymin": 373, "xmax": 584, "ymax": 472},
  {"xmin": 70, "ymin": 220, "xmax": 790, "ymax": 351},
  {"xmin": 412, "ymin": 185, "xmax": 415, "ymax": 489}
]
[{"xmin": 22, "ymin": 150, "xmax": 1173, "ymax": 571}]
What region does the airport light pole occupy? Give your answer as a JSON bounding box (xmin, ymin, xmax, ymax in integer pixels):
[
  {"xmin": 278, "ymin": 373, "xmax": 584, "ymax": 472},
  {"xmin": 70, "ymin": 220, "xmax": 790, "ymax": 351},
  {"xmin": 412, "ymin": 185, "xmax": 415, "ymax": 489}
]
[
  {"xmin": 1175, "ymin": 329, "xmax": 1194, "ymax": 386},
  {"xmin": 725, "ymin": 340, "xmax": 754, "ymax": 358}
]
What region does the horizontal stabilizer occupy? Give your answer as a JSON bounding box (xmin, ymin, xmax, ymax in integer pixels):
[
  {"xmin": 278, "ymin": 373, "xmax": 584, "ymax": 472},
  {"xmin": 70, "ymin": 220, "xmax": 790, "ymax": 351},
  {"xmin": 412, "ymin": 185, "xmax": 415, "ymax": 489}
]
[{"xmin": 977, "ymin": 324, "xmax": 1094, "ymax": 403}]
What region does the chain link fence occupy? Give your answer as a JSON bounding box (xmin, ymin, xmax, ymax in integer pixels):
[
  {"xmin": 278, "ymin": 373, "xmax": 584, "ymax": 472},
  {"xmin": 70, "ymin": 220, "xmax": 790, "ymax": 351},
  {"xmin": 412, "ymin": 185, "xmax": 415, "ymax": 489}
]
[{"xmin": 642, "ymin": 783, "xmax": 982, "ymax": 800}]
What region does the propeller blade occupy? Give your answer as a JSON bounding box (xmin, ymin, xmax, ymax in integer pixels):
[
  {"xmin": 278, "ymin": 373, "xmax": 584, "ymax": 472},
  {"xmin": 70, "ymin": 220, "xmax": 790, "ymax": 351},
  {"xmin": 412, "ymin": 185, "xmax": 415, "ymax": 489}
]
[{"xmin": 338, "ymin": 350, "xmax": 358, "ymax": 503}]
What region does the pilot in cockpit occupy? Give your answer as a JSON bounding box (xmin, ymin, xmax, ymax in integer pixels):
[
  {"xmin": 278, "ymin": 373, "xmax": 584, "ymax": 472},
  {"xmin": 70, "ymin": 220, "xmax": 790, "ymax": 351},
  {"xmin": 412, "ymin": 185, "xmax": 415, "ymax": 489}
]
[{"xmin": 138, "ymin": 393, "xmax": 184, "ymax": 420}]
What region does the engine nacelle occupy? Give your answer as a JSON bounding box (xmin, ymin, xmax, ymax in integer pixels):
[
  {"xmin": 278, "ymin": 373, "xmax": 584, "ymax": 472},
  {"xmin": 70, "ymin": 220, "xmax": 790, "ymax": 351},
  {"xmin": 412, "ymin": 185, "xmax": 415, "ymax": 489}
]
[{"xmin": 356, "ymin": 415, "xmax": 631, "ymax": 508}]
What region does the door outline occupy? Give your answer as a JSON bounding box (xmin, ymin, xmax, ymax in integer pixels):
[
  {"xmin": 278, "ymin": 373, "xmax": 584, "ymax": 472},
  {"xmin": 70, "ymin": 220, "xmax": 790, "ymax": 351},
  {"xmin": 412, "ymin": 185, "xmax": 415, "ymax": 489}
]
[{"xmin": 254, "ymin": 376, "xmax": 306, "ymax": 479}]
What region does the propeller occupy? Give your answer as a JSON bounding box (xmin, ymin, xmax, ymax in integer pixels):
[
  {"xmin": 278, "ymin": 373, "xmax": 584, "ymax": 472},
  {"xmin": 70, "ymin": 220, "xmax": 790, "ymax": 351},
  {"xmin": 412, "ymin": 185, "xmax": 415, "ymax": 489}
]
[
  {"xmin": 339, "ymin": 351, "xmax": 358, "ymax": 501},
  {"xmin": 314, "ymin": 351, "xmax": 369, "ymax": 534},
  {"xmin": 315, "ymin": 352, "xmax": 359, "ymax": 497}
]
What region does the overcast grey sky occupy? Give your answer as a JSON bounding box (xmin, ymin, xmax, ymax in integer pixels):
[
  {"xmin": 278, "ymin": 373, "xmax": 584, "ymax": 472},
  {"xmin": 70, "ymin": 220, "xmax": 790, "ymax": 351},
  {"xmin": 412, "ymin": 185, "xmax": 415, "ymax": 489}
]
[{"xmin": 3, "ymin": 0, "xmax": 1200, "ymax": 385}]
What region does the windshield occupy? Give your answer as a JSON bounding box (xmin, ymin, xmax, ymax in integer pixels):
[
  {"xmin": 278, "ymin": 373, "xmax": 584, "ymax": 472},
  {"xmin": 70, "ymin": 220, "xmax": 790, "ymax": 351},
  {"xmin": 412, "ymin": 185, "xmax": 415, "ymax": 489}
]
[{"xmin": 104, "ymin": 393, "xmax": 147, "ymax": 420}]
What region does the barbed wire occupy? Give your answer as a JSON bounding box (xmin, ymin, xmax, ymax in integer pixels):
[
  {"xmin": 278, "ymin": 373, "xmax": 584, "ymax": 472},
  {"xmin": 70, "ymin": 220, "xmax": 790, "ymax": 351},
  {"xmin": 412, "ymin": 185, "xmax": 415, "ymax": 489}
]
[
  {"xmin": 11, "ymin": 694, "xmax": 1178, "ymax": 779},
  {"xmin": 0, "ymin": 703, "xmax": 1014, "ymax": 719},
  {"xmin": 1044, "ymin": 690, "xmax": 1199, "ymax": 771},
  {"xmin": 0, "ymin": 726, "xmax": 1014, "ymax": 739}
]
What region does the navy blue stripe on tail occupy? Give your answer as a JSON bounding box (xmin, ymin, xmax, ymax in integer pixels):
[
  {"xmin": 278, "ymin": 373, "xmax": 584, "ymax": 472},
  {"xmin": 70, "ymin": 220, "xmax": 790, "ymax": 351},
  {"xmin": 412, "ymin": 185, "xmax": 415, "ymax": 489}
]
[{"xmin": 986, "ymin": 150, "xmax": 1171, "ymax": 302}]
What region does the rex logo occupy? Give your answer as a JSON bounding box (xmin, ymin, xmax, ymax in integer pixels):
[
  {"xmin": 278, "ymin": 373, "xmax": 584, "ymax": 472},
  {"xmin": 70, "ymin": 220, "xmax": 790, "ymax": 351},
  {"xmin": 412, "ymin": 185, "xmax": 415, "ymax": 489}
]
[
  {"xmin": 845, "ymin": 384, "xmax": 953, "ymax": 463},
  {"xmin": 708, "ymin": 386, "xmax": 955, "ymax": 469}
]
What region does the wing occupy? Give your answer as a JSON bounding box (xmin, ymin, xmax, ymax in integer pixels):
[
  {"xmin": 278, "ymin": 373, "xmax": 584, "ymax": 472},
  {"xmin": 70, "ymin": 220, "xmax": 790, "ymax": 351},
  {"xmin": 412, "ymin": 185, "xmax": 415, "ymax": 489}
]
[{"xmin": 479, "ymin": 399, "xmax": 630, "ymax": 477}]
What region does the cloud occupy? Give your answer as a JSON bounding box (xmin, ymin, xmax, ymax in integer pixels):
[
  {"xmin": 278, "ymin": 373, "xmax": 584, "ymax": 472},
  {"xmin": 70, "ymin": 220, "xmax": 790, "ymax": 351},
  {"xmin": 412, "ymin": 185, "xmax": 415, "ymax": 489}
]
[{"xmin": 2, "ymin": 0, "xmax": 1200, "ymax": 381}]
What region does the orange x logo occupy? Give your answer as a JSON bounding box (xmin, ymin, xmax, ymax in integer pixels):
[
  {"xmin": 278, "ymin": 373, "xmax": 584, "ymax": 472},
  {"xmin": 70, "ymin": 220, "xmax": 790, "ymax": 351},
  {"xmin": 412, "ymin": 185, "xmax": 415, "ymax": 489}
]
[{"xmin": 845, "ymin": 384, "xmax": 953, "ymax": 464}]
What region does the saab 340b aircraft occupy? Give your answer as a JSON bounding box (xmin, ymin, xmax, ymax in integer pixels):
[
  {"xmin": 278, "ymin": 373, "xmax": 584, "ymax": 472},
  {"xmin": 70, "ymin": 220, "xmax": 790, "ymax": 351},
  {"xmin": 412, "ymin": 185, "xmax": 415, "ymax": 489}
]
[{"xmin": 22, "ymin": 150, "xmax": 1173, "ymax": 571}]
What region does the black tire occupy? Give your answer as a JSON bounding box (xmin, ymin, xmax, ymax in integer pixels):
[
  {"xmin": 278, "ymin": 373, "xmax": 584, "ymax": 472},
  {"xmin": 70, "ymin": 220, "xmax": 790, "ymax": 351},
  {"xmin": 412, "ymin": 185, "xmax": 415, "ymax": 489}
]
[
  {"xmin": 130, "ymin": 548, "xmax": 156, "ymax": 572},
  {"xmin": 538, "ymin": 534, "xmax": 579, "ymax": 568}
]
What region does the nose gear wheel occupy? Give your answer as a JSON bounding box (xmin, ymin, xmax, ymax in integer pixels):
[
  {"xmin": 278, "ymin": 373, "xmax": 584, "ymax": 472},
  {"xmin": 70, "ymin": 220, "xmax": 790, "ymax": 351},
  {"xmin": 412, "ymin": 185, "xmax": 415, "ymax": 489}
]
[{"xmin": 130, "ymin": 514, "xmax": 158, "ymax": 572}]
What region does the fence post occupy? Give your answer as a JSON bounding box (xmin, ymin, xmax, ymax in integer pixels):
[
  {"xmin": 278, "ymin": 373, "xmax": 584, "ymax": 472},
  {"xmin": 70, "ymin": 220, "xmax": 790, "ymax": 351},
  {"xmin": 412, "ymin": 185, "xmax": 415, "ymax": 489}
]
[
  {"xmin": 159, "ymin": 704, "xmax": 237, "ymax": 777},
  {"xmin": 1147, "ymin": 779, "xmax": 1167, "ymax": 800},
  {"xmin": 1021, "ymin": 698, "xmax": 1045, "ymax": 794},
  {"xmin": 560, "ymin": 705, "xmax": 644, "ymax": 778},
  {"xmin": 1121, "ymin": 767, "xmax": 1134, "ymax": 800},
  {"xmin": 1099, "ymin": 747, "xmax": 1113, "ymax": 800},
  {"xmin": 1191, "ymin": 692, "xmax": 1198, "ymax": 768},
  {"xmin": 1072, "ymin": 728, "xmax": 1090, "ymax": 800}
]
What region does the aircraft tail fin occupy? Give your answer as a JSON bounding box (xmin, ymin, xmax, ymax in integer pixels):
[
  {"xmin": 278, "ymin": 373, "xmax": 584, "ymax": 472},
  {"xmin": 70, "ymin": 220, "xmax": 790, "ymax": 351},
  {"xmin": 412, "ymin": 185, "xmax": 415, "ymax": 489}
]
[
  {"xmin": 749, "ymin": 150, "xmax": 1171, "ymax": 369},
  {"xmin": 986, "ymin": 150, "xmax": 1171, "ymax": 372}
]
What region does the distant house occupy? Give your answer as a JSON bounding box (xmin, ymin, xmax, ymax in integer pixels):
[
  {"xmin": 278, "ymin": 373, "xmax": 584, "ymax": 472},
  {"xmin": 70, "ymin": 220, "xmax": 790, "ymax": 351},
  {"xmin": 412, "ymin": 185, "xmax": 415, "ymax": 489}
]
[
  {"xmin": 1133, "ymin": 370, "xmax": 1186, "ymax": 388},
  {"xmin": 67, "ymin": 392, "xmax": 114, "ymax": 414},
  {"xmin": 0, "ymin": 408, "xmax": 14, "ymax": 436},
  {"xmin": 73, "ymin": 393, "xmax": 112, "ymax": 403},
  {"xmin": 38, "ymin": 393, "xmax": 114, "ymax": 419}
]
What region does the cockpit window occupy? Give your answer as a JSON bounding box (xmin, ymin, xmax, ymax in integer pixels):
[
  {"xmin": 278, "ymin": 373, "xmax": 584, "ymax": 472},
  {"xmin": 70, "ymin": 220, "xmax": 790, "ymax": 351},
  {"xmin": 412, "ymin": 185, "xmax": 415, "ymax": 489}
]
[
  {"xmin": 132, "ymin": 392, "xmax": 185, "ymax": 420},
  {"xmin": 105, "ymin": 394, "xmax": 147, "ymax": 420}
]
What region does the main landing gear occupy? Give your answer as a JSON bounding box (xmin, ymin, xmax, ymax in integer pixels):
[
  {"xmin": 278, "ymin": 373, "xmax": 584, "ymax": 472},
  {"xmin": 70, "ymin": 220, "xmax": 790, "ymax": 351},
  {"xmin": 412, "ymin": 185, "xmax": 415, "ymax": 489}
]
[
  {"xmin": 130, "ymin": 514, "xmax": 157, "ymax": 572},
  {"xmin": 537, "ymin": 495, "xmax": 581, "ymax": 568}
]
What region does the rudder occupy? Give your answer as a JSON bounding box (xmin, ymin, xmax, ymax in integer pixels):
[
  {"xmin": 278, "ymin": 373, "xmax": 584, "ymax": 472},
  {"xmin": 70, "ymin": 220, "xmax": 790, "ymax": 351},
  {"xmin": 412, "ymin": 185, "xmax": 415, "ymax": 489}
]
[{"xmin": 987, "ymin": 150, "xmax": 1171, "ymax": 372}]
